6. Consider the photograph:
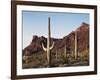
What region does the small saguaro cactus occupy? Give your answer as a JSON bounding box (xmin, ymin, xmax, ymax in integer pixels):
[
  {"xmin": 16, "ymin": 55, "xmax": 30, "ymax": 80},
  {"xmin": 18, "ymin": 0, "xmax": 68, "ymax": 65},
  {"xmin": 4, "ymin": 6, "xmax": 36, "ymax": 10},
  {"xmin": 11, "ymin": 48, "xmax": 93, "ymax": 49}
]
[
  {"xmin": 63, "ymin": 44, "xmax": 67, "ymax": 63},
  {"xmin": 74, "ymin": 31, "xmax": 78, "ymax": 60},
  {"xmin": 64, "ymin": 44, "xmax": 67, "ymax": 58},
  {"xmin": 56, "ymin": 49, "xmax": 58, "ymax": 60},
  {"xmin": 42, "ymin": 17, "xmax": 54, "ymax": 67}
]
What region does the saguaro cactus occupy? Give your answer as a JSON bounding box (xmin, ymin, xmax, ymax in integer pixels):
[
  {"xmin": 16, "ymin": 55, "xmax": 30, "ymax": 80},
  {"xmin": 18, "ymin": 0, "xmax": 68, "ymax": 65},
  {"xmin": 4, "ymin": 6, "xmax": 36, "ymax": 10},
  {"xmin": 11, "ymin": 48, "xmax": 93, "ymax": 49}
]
[
  {"xmin": 56, "ymin": 49, "xmax": 58, "ymax": 60},
  {"xmin": 64, "ymin": 44, "xmax": 67, "ymax": 59},
  {"xmin": 75, "ymin": 31, "xmax": 77, "ymax": 60},
  {"xmin": 63, "ymin": 44, "xmax": 67, "ymax": 63},
  {"xmin": 42, "ymin": 17, "xmax": 54, "ymax": 67}
]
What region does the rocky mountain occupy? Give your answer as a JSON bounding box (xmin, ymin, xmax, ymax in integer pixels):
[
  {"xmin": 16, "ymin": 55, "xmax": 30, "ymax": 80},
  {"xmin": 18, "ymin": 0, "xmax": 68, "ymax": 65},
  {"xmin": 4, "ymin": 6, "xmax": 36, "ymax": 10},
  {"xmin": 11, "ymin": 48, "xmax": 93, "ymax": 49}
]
[{"xmin": 23, "ymin": 22, "xmax": 89, "ymax": 56}]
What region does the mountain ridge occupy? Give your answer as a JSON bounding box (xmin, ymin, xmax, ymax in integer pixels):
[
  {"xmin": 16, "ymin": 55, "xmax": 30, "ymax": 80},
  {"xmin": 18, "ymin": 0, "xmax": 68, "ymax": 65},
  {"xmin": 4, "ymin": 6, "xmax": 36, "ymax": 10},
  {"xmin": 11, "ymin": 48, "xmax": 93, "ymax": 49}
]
[{"xmin": 23, "ymin": 22, "xmax": 89, "ymax": 56}]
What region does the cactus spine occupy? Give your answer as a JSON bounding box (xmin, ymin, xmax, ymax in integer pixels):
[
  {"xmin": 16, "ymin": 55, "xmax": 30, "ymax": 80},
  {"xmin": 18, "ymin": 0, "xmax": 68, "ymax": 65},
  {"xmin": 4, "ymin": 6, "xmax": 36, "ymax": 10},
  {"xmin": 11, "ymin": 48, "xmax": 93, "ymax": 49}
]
[
  {"xmin": 42, "ymin": 17, "xmax": 54, "ymax": 67},
  {"xmin": 75, "ymin": 31, "xmax": 77, "ymax": 60}
]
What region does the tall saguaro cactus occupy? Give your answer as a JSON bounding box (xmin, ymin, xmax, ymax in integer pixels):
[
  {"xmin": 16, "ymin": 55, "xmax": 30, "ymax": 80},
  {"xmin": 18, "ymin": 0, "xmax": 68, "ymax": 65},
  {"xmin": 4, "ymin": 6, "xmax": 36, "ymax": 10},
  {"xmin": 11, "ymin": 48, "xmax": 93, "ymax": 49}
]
[
  {"xmin": 75, "ymin": 31, "xmax": 77, "ymax": 60},
  {"xmin": 42, "ymin": 17, "xmax": 54, "ymax": 67}
]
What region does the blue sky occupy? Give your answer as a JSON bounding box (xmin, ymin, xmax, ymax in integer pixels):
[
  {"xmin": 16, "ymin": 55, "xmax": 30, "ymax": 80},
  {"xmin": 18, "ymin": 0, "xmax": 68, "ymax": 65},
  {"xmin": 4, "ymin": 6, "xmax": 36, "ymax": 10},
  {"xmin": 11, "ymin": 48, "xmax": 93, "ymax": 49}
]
[{"xmin": 22, "ymin": 11, "xmax": 89, "ymax": 48}]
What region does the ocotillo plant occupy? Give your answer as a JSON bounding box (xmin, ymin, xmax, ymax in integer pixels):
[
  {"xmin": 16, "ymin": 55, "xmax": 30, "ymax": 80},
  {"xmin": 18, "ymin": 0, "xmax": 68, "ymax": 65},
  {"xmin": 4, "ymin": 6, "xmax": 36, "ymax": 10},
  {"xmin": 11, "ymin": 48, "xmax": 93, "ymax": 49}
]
[
  {"xmin": 74, "ymin": 31, "xmax": 77, "ymax": 60},
  {"xmin": 42, "ymin": 17, "xmax": 54, "ymax": 67}
]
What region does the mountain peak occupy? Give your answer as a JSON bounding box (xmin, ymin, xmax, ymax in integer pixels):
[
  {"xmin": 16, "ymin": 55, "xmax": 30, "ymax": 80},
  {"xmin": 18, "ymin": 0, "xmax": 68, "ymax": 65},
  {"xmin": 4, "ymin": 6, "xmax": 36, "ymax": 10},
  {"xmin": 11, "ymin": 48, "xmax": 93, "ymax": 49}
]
[
  {"xmin": 76, "ymin": 22, "xmax": 89, "ymax": 32},
  {"xmin": 81, "ymin": 22, "xmax": 89, "ymax": 26}
]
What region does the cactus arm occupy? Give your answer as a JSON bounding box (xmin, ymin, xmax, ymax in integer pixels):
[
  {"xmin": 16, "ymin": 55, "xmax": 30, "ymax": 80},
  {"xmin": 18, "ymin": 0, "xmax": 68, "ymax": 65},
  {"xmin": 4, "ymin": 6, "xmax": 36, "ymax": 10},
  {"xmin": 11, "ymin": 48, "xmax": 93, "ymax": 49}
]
[
  {"xmin": 50, "ymin": 42, "xmax": 55, "ymax": 50},
  {"xmin": 42, "ymin": 43, "xmax": 47, "ymax": 51}
]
